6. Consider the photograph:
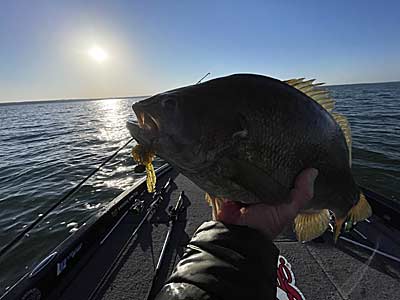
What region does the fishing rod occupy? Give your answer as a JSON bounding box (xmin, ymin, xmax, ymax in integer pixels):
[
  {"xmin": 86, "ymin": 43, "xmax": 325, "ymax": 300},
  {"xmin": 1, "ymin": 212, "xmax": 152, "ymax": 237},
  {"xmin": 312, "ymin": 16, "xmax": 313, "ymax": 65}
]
[
  {"xmin": 328, "ymin": 219, "xmax": 400, "ymax": 263},
  {"xmin": 146, "ymin": 191, "xmax": 186, "ymax": 300},
  {"xmin": 88, "ymin": 177, "xmax": 173, "ymax": 300},
  {"xmin": 339, "ymin": 236, "xmax": 400, "ymax": 264},
  {"xmin": 99, "ymin": 189, "xmax": 147, "ymax": 246},
  {"xmin": 0, "ymin": 137, "xmax": 135, "ymax": 258},
  {"xmin": 129, "ymin": 178, "xmax": 173, "ymax": 241},
  {"xmin": 196, "ymin": 72, "xmax": 211, "ymax": 84}
]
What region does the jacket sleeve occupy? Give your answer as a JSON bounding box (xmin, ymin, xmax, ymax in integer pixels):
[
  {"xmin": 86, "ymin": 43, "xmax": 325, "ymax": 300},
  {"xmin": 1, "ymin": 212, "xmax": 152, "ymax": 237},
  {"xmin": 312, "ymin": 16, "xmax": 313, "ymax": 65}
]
[{"xmin": 155, "ymin": 221, "xmax": 280, "ymax": 300}]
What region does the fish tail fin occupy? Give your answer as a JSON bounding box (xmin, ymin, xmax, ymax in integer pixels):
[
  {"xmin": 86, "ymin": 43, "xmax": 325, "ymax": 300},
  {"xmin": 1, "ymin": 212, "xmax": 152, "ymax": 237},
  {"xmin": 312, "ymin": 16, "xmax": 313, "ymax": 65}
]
[
  {"xmin": 205, "ymin": 193, "xmax": 224, "ymax": 220},
  {"xmin": 348, "ymin": 191, "xmax": 372, "ymax": 223},
  {"xmin": 294, "ymin": 209, "xmax": 330, "ymax": 242}
]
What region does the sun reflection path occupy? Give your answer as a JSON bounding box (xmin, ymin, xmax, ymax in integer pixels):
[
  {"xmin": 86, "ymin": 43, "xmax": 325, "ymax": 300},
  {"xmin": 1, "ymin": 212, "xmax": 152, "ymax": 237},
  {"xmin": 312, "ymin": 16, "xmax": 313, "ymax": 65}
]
[{"xmin": 95, "ymin": 99, "xmax": 129, "ymax": 142}]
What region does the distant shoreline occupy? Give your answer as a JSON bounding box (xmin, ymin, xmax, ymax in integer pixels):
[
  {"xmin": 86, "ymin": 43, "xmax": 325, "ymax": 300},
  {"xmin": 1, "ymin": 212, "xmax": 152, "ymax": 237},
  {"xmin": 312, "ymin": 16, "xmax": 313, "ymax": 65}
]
[
  {"xmin": 0, "ymin": 96, "xmax": 148, "ymax": 106},
  {"xmin": 1, "ymin": 80, "xmax": 399, "ymax": 105},
  {"xmin": 327, "ymin": 80, "xmax": 400, "ymax": 88}
]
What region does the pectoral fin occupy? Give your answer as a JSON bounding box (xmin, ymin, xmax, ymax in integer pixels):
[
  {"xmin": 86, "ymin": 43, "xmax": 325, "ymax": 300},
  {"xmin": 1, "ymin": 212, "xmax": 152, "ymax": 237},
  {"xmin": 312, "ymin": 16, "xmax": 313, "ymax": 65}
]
[
  {"xmin": 226, "ymin": 157, "xmax": 291, "ymax": 202},
  {"xmin": 294, "ymin": 209, "xmax": 330, "ymax": 242}
]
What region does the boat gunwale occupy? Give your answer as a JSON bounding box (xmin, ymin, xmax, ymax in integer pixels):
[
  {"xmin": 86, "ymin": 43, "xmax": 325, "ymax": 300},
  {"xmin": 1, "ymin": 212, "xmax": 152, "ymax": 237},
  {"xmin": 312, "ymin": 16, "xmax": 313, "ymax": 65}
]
[
  {"xmin": 2, "ymin": 169, "xmax": 399, "ymax": 300},
  {"xmin": 0, "ymin": 164, "xmax": 171, "ymax": 300}
]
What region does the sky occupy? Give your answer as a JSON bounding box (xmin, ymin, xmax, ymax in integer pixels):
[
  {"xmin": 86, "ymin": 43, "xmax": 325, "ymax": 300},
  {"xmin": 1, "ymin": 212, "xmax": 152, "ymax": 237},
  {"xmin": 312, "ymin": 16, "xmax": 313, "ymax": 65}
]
[{"xmin": 0, "ymin": 0, "xmax": 399, "ymax": 102}]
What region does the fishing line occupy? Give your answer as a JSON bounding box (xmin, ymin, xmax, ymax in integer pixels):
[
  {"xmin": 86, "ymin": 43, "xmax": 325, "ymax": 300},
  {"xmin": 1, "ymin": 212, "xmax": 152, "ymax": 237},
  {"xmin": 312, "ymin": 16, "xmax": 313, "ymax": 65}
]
[
  {"xmin": 339, "ymin": 236, "xmax": 400, "ymax": 263},
  {"xmin": 0, "ymin": 137, "xmax": 135, "ymax": 258},
  {"xmin": 337, "ymin": 238, "xmax": 379, "ymax": 298}
]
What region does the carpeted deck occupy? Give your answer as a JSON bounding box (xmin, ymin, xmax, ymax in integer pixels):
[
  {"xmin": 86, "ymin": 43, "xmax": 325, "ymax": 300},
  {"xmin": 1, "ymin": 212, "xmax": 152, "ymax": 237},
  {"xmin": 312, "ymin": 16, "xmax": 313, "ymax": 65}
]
[{"xmin": 57, "ymin": 169, "xmax": 400, "ymax": 300}]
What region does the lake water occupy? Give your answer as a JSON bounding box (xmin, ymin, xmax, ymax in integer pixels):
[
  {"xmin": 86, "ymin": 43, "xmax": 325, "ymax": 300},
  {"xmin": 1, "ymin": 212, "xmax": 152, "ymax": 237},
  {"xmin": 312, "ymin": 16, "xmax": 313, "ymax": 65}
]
[{"xmin": 0, "ymin": 81, "xmax": 399, "ymax": 294}]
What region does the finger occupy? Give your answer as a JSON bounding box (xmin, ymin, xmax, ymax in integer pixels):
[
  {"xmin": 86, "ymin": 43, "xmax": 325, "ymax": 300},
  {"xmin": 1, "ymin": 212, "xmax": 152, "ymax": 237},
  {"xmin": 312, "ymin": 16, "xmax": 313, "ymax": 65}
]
[
  {"xmin": 236, "ymin": 203, "xmax": 270, "ymax": 227},
  {"xmin": 238, "ymin": 169, "xmax": 318, "ymax": 225},
  {"xmin": 236, "ymin": 204, "xmax": 256, "ymax": 224},
  {"xmin": 288, "ymin": 168, "xmax": 318, "ymax": 212}
]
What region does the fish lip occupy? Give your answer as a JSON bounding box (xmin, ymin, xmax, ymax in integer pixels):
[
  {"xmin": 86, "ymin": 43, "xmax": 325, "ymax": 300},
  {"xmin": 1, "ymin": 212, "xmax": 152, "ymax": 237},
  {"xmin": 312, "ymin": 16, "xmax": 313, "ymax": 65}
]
[
  {"xmin": 126, "ymin": 118, "xmax": 145, "ymax": 143},
  {"xmin": 126, "ymin": 118, "xmax": 157, "ymax": 146},
  {"xmin": 127, "ymin": 105, "xmax": 160, "ymax": 146}
]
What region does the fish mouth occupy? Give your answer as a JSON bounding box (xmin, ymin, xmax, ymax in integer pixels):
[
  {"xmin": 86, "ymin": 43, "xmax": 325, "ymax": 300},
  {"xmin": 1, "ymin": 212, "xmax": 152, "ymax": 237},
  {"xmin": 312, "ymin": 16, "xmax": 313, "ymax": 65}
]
[
  {"xmin": 127, "ymin": 106, "xmax": 160, "ymax": 146},
  {"xmin": 136, "ymin": 110, "xmax": 160, "ymax": 133}
]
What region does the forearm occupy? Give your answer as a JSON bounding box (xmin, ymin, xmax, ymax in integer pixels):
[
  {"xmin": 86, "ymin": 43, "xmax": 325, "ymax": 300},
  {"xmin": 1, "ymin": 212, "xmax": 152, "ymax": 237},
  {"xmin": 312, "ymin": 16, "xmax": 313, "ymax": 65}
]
[{"xmin": 156, "ymin": 221, "xmax": 280, "ymax": 300}]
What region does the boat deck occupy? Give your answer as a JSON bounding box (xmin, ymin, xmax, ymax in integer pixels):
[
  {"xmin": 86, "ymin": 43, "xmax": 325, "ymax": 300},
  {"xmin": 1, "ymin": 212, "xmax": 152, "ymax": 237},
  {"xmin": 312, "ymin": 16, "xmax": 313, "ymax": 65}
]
[{"xmin": 54, "ymin": 169, "xmax": 400, "ymax": 300}]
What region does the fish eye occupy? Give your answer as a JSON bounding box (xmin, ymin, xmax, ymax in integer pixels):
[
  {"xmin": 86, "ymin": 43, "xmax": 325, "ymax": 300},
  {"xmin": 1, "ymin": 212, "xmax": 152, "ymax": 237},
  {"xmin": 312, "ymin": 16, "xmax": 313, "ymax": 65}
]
[{"xmin": 161, "ymin": 97, "xmax": 178, "ymax": 111}]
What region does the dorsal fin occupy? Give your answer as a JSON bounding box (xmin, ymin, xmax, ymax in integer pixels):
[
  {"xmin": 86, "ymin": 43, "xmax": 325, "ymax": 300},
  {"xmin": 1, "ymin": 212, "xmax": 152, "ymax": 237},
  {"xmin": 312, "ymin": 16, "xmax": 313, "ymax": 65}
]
[
  {"xmin": 284, "ymin": 78, "xmax": 335, "ymax": 112},
  {"xmin": 332, "ymin": 112, "xmax": 352, "ymax": 165},
  {"xmin": 284, "ymin": 78, "xmax": 352, "ymax": 166},
  {"xmin": 285, "ymin": 78, "xmax": 305, "ymax": 85}
]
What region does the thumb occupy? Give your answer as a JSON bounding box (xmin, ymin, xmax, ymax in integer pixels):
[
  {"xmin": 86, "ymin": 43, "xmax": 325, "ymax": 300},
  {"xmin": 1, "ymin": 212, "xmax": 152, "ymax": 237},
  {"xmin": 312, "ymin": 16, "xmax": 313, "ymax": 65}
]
[{"xmin": 289, "ymin": 168, "xmax": 318, "ymax": 212}]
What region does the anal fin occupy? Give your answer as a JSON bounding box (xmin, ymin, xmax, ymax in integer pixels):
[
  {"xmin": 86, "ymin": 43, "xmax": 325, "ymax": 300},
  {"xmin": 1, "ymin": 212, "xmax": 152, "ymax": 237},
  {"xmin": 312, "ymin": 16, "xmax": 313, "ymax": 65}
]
[
  {"xmin": 333, "ymin": 192, "xmax": 372, "ymax": 243},
  {"xmin": 294, "ymin": 209, "xmax": 330, "ymax": 242}
]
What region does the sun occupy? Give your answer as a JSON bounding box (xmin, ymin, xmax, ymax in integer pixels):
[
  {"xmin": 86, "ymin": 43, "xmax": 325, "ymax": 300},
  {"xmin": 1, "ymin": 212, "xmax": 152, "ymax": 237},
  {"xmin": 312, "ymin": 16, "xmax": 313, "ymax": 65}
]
[{"xmin": 88, "ymin": 46, "xmax": 108, "ymax": 62}]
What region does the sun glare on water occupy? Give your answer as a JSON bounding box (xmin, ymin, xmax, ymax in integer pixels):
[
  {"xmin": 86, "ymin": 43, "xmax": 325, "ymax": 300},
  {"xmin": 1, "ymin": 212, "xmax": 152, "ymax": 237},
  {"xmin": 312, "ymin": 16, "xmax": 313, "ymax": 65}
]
[{"xmin": 88, "ymin": 46, "xmax": 108, "ymax": 62}]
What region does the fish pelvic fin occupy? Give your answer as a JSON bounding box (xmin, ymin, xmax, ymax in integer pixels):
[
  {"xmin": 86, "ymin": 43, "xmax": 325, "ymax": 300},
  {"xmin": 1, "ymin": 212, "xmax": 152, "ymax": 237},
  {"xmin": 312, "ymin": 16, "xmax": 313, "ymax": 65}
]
[
  {"xmin": 294, "ymin": 209, "xmax": 330, "ymax": 242},
  {"xmin": 348, "ymin": 191, "xmax": 372, "ymax": 223},
  {"xmin": 332, "ymin": 112, "xmax": 352, "ymax": 165},
  {"xmin": 205, "ymin": 193, "xmax": 224, "ymax": 220},
  {"xmin": 284, "ymin": 78, "xmax": 335, "ymax": 113}
]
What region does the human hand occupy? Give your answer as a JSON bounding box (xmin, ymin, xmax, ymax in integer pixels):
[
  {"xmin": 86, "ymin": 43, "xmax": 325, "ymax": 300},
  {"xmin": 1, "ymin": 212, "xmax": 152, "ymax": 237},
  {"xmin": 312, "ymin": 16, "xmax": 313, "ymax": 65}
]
[{"xmin": 216, "ymin": 168, "xmax": 318, "ymax": 239}]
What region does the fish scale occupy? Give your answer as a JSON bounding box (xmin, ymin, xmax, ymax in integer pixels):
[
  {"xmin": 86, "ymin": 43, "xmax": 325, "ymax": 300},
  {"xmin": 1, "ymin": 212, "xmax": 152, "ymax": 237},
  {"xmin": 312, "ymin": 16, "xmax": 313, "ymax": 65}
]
[{"xmin": 127, "ymin": 73, "xmax": 372, "ymax": 242}]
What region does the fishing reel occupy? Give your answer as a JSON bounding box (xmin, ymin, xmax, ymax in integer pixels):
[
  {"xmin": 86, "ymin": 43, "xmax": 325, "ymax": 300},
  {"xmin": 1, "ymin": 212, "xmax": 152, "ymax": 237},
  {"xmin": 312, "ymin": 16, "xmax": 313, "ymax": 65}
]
[
  {"xmin": 131, "ymin": 199, "xmax": 145, "ymax": 214},
  {"xmin": 167, "ymin": 191, "xmax": 186, "ymax": 223},
  {"xmin": 167, "ymin": 205, "xmax": 180, "ymax": 222},
  {"xmin": 317, "ymin": 212, "xmax": 357, "ymax": 243},
  {"xmin": 326, "ymin": 211, "xmax": 358, "ymax": 241},
  {"xmin": 130, "ymin": 190, "xmax": 147, "ymax": 214}
]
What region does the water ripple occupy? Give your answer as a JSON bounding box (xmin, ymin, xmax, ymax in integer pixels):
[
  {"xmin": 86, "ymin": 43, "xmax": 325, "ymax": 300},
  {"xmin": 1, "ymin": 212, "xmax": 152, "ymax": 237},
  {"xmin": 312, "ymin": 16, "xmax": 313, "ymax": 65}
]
[{"xmin": 0, "ymin": 84, "xmax": 399, "ymax": 292}]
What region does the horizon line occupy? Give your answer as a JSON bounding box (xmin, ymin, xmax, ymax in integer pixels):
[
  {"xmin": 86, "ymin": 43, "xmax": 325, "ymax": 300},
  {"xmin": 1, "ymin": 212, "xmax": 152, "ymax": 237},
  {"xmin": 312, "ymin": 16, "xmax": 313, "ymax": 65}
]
[{"xmin": 1, "ymin": 79, "xmax": 399, "ymax": 105}]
